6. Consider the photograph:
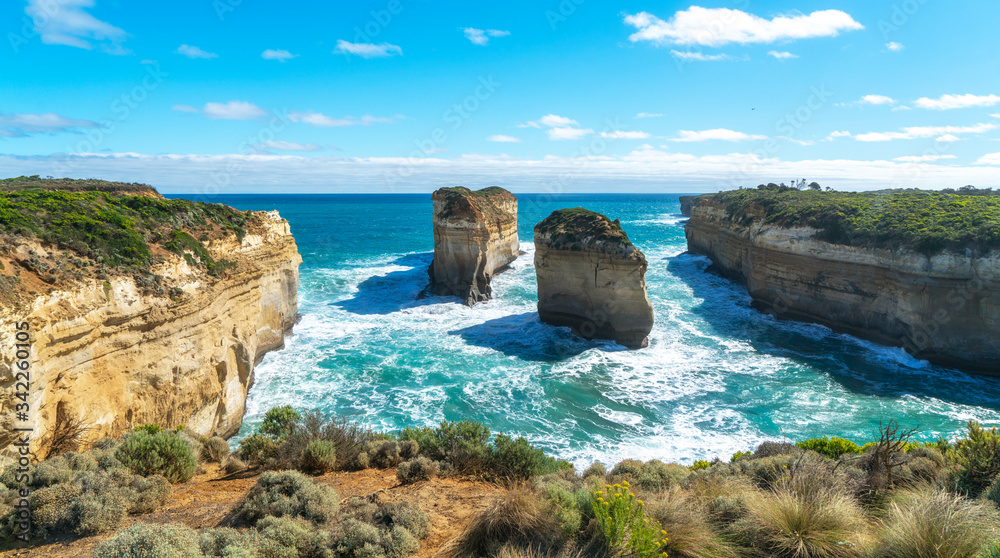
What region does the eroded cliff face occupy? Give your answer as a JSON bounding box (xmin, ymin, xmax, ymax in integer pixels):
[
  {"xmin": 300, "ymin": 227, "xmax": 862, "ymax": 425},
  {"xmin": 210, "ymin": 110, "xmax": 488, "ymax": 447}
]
[
  {"xmin": 0, "ymin": 211, "xmax": 301, "ymax": 462},
  {"xmin": 679, "ymin": 196, "xmax": 699, "ymax": 217},
  {"xmin": 534, "ymin": 208, "xmax": 654, "ymax": 349},
  {"xmin": 686, "ymin": 200, "xmax": 1000, "ymax": 373},
  {"xmin": 430, "ymin": 187, "xmax": 519, "ymax": 306}
]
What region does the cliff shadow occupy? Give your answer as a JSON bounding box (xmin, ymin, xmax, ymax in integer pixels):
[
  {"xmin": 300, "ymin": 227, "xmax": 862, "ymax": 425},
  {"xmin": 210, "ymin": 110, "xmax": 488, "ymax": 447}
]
[
  {"xmin": 333, "ymin": 252, "xmax": 447, "ymax": 315},
  {"xmin": 450, "ymin": 312, "xmax": 626, "ymax": 362},
  {"xmin": 666, "ymin": 252, "xmax": 1000, "ymax": 410}
]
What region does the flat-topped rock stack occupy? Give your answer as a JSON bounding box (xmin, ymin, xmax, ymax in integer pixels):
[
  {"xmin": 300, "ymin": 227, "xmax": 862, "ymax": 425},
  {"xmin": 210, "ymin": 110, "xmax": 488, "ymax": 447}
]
[
  {"xmin": 430, "ymin": 186, "xmax": 520, "ymax": 306},
  {"xmin": 533, "ymin": 208, "xmax": 654, "ymax": 348}
]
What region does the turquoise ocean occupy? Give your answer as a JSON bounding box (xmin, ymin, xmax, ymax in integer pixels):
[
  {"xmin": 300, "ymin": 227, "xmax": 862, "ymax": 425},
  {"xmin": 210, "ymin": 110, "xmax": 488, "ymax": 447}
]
[{"xmin": 182, "ymin": 193, "xmax": 1000, "ymax": 467}]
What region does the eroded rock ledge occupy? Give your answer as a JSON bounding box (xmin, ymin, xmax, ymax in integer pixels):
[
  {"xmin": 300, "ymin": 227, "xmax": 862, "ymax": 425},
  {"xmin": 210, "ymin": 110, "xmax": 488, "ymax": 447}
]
[
  {"xmin": 686, "ymin": 196, "xmax": 1000, "ymax": 373},
  {"xmin": 0, "ymin": 201, "xmax": 301, "ymax": 463},
  {"xmin": 430, "ymin": 186, "xmax": 519, "ymax": 306},
  {"xmin": 534, "ymin": 208, "xmax": 654, "ymax": 349}
]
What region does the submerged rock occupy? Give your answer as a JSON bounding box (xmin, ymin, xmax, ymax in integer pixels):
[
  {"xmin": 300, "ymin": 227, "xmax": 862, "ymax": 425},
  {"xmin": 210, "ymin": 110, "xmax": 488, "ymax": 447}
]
[
  {"xmin": 430, "ymin": 186, "xmax": 520, "ymax": 306},
  {"xmin": 533, "ymin": 208, "xmax": 654, "ymax": 349}
]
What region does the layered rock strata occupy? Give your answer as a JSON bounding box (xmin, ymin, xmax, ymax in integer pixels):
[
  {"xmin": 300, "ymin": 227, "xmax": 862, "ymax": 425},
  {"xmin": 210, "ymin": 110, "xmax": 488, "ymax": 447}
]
[
  {"xmin": 430, "ymin": 187, "xmax": 520, "ymax": 306},
  {"xmin": 0, "ymin": 210, "xmax": 301, "ymax": 463},
  {"xmin": 534, "ymin": 208, "xmax": 654, "ymax": 349},
  {"xmin": 686, "ymin": 198, "xmax": 1000, "ymax": 373}
]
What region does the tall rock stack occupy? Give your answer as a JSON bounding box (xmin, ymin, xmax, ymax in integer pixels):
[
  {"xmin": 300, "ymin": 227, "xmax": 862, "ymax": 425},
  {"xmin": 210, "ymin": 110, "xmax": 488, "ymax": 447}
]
[
  {"xmin": 430, "ymin": 186, "xmax": 520, "ymax": 306},
  {"xmin": 534, "ymin": 208, "xmax": 654, "ymax": 348}
]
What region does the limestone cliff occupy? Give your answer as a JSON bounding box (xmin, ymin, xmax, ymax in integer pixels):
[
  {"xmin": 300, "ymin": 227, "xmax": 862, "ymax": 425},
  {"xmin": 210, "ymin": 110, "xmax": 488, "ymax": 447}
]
[
  {"xmin": 430, "ymin": 187, "xmax": 520, "ymax": 306},
  {"xmin": 0, "ymin": 195, "xmax": 301, "ymax": 463},
  {"xmin": 679, "ymin": 195, "xmax": 700, "ymax": 217},
  {"xmin": 686, "ymin": 196, "xmax": 1000, "ymax": 373},
  {"xmin": 534, "ymin": 208, "xmax": 654, "ymax": 349}
]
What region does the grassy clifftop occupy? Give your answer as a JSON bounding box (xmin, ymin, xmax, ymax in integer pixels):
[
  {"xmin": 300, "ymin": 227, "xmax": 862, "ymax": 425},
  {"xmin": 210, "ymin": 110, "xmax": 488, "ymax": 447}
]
[
  {"xmin": 701, "ymin": 188, "xmax": 1000, "ymax": 254},
  {"xmin": 0, "ymin": 177, "xmax": 255, "ymax": 298},
  {"xmin": 534, "ymin": 207, "xmax": 631, "ymax": 248}
]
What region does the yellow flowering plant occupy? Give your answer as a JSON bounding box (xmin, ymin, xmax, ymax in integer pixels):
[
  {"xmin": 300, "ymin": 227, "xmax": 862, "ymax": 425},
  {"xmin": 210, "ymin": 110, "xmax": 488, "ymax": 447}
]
[{"xmin": 590, "ymin": 481, "xmax": 668, "ymax": 558}]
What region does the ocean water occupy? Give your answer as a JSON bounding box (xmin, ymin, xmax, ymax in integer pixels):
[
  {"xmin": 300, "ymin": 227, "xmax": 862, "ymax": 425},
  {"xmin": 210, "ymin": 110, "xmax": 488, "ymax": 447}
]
[{"xmin": 183, "ymin": 193, "xmax": 1000, "ymax": 467}]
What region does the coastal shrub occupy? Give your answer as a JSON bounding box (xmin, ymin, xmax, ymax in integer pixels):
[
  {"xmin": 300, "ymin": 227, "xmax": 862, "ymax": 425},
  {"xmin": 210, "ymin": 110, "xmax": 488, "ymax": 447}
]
[
  {"xmin": 735, "ymin": 477, "xmax": 864, "ymax": 558},
  {"xmin": 201, "ymin": 436, "xmax": 230, "ymax": 463},
  {"xmin": 128, "ymin": 474, "xmax": 173, "ymax": 514},
  {"xmin": 872, "ymin": 488, "xmax": 999, "ymax": 558},
  {"xmin": 93, "ymin": 523, "xmax": 202, "ymax": 558},
  {"xmin": 335, "ymin": 519, "xmax": 419, "ymax": 558},
  {"xmin": 397, "ymin": 457, "xmax": 438, "ymax": 484},
  {"xmin": 487, "ymin": 434, "xmax": 571, "ymax": 482},
  {"xmin": 369, "ymin": 440, "xmax": 404, "ymax": 468},
  {"xmin": 635, "ymin": 460, "xmax": 690, "ymax": 491},
  {"xmin": 239, "ymin": 433, "xmax": 281, "ymax": 467},
  {"xmin": 436, "ymin": 420, "xmax": 492, "ymax": 474},
  {"xmin": 752, "ymin": 441, "xmax": 802, "ymax": 459},
  {"xmin": 301, "ymin": 440, "xmax": 337, "ymax": 474},
  {"xmin": 116, "ymin": 430, "xmax": 197, "ymax": 483},
  {"xmin": 591, "ymin": 481, "xmax": 667, "ymax": 558},
  {"xmin": 257, "ymin": 515, "xmax": 330, "ymax": 557},
  {"xmin": 399, "ymin": 440, "xmax": 419, "ymax": 461},
  {"xmin": 455, "ymin": 486, "xmax": 560, "ymax": 557},
  {"xmin": 71, "ymin": 487, "xmax": 130, "ymax": 535},
  {"xmin": 730, "ymin": 450, "xmax": 752, "ymax": 462},
  {"xmin": 375, "ymin": 502, "xmax": 432, "ymax": 540},
  {"xmin": 260, "ymin": 406, "xmax": 301, "ymax": 439},
  {"xmin": 950, "ymin": 421, "xmax": 1000, "ymax": 495},
  {"xmin": 222, "ymin": 456, "xmax": 247, "ymax": 475},
  {"xmin": 582, "ymin": 462, "xmax": 607, "ymax": 479},
  {"xmin": 540, "ymin": 482, "xmax": 583, "ymax": 539},
  {"xmin": 690, "ymin": 460, "xmax": 712, "ymax": 471},
  {"xmin": 646, "ymin": 485, "xmax": 737, "ymax": 558},
  {"xmin": 796, "ymin": 437, "xmax": 862, "ymax": 459},
  {"xmin": 30, "ymin": 483, "xmax": 82, "ymax": 535},
  {"xmin": 236, "ymin": 470, "xmax": 339, "ymax": 526}
]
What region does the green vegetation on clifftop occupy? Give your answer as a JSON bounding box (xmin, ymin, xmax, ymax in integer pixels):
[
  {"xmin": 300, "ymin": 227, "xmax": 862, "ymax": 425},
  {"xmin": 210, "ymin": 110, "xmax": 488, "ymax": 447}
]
[{"xmin": 704, "ymin": 188, "xmax": 1000, "ymax": 254}]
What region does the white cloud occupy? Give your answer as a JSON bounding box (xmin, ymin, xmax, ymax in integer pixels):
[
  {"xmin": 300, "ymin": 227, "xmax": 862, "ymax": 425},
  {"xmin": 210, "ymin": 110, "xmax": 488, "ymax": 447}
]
[
  {"xmin": 826, "ymin": 130, "xmax": 852, "ymax": 140},
  {"xmin": 893, "ymin": 154, "xmax": 957, "ymax": 163},
  {"xmin": 171, "ymin": 105, "xmax": 199, "ymax": 113},
  {"xmin": 289, "ymin": 112, "xmax": 394, "ymax": 127},
  {"xmin": 767, "ymin": 50, "xmax": 797, "ymax": 59},
  {"xmin": 252, "ymin": 141, "xmax": 322, "ymax": 152},
  {"xmin": 539, "ymin": 115, "xmax": 577, "ymax": 127},
  {"xmin": 0, "ymin": 112, "xmax": 97, "ymax": 136},
  {"xmin": 548, "ymin": 127, "xmax": 594, "ymax": 140},
  {"xmin": 601, "ymin": 130, "xmax": 652, "ymax": 139},
  {"xmin": 670, "ymin": 50, "xmax": 730, "ymax": 61},
  {"xmin": 914, "ymin": 94, "xmax": 1000, "ymax": 110},
  {"xmin": 886, "ymin": 42, "xmax": 904, "ymax": 51},
  {"xmin": 463, "ymin": 28, "xmax": 510, "ymax": 46},
  {"xmin": 669, "ymin": 128, "xmax": 767, "ymax": 142},
  {"xmin": 992, "ymin": 114, "xmax": 1000, "ymax": 119},
  {"xmin": 176, "ymin": 44, "xmax": 217, "ymax": 59},
  {"xmin": 854, "ymin": 123, "xmax": 996, "ymax": 142},
  {"xmin": 976, "ymin": 153, "xmax": 1000, "ymax": 165},
  {"xmin": 202, "ymin": 101, "xmax": 268, "ymax": 120},
  {"xmin": 262, "ymin": 49, "xmax": 297, "ymax": 62},
  {"xmin": 860, "ymin": 95, "xmax": 895, "ymax": 106},
  {"xmin": 25, "ymin": 0, "xmax": 128, "ymax": 54},
  {"xmin": 936, "ymin": 134, "xmax": 961, "ymax": 142},
  {"xmin": 16, "ymin": 151, "xmax": 998, "ymax": 193},
  {"xmin": 334, "ymin": 40, "xmax": 402, "ymax": 58},
  {"xmin": 635, "ymin": 112, "xmax": 664, "ymax": 119},
  {"xmin": 625, "ymin": 7, "xmax": 863, "ymax": 47},
  {"xmin": 486, "ymin": 135, "xmax": 522, "ymax": 143}
]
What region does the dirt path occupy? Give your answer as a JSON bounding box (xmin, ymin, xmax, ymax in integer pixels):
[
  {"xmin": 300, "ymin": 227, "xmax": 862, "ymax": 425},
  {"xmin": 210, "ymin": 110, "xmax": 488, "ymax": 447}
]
[{"xmin": 0, "ymin": 465, "xmax": 498, "ymax": 558}]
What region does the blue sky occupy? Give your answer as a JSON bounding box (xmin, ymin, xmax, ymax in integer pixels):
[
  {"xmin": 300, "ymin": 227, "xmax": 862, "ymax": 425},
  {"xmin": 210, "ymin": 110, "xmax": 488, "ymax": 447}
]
[{"xmin": 2, "ymin": 0, "xmax": 999, "ymax": 193}]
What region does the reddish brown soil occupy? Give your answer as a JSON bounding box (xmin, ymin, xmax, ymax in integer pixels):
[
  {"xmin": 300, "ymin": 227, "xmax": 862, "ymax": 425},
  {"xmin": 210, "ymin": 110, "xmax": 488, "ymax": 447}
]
[{"xmin": 0, "ymin": 465, "xmax": 499, "ymax": 558}]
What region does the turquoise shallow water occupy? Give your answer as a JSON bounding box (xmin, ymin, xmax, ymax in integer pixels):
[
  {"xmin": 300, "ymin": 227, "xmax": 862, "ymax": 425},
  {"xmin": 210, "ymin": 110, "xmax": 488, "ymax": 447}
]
[{"xmin": 180, "ymin": 193, "xmax": 1000, "ymax": 467}]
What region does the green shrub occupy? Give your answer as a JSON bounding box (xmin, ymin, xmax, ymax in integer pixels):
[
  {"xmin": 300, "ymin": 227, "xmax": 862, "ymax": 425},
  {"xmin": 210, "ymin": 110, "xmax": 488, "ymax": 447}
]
[
  {"xmin": 397, "ymin": 457, "xmax": 439, "ymax": 484},
  {"xmin": 436, "ymin": 420, "xmax": 492, "ymax": 474},
  {"xmin": 591, "ymin": 481, "xmax": 667, "ymax": 558},
  {"xmin": 376, "ymin": 502, "xmax": 432, "ymax": 540},
  {"xmin": 128, "ymin": 474, "xmax": 173, "ymax": 514},
  {"xmin": 239, "ymin": 433, "xmax": 281, "ymax": 467},
  {"xmin": 93, "ymin": 523, "xmax": 202, "ymax": 558},
  {"xmin": 752, "ymin": 441, "xmax": 802, "ymax": 459},
  {"xmin": 690, "ymin": 460, "xmax": 712, "ymax": 471},
  {"xmin": 135, "ymin": 424, "xmax": 163, "ymax": 436},
  {"xmin": 582, "ymin": 462, "xmax": 607, "ymax": 479},
  {"xmin": 730, "ymin": 450, "xmax": 751, "ymax": 462},
  {"xmin": 30, "ymin": 483, "xmax": 82, "ymax": 535},
  {"xmin": 301, "ymin": 440, "xmax": 337, "ymax": 474},
  {"xmin": 636, "ymin": 460, "xmax": 690, "ymax": 491},
  {"xmin": 369, "ymin": 441, "xmax": 404, "ymax": 468},
  {"xmin": 236, "ymin": 470, "xmax": 339, "ymax": 526},
  {"xmin": 71, "ymin": 488, "xmax": 130, "ymax": 536},
  {"xmin": 796, "ymin": 437, "xmax": 862, "ymax": 459},
  {"xmin": 950, "ymin": 421, "xmax": 1000, "ymax": 495},
  {"xmin": 487, "ymin": 434, "xmax": 570, "ymax": 481},
  {"xmin": 257, "ymin": 515, "xmax": 330, "ymax": 557},
  {"xmin": 116, "ymin": 430, "xmax": 197, "ymax": 483},
  {"xmin": 260, "ymin": 406, "xmax": 301, "ymax": 439},
  {"xmin": 610, "ymin": 459, "xmax": 644, "ymax": 481},
  {"xmin": 872, "ymin": 488, "xmax": 999, "ymax": 558},
  {"xmin": 540, "ymin": 482, "xmax": 583, "ymax": 539},
  {"xmin": 396, "ymin": 426, "xmax": 440, "ymax": 461},
  {"xmin": 201, "ymin": 437, "xmax": 230, "ymax": 463}
]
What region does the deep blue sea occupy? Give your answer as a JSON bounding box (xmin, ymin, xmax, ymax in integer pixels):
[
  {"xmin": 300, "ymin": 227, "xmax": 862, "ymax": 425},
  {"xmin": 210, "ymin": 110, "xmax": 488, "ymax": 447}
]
[{"xmin": 173, "ymin": 193, "xmax": 1000, "ymax": 467}]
